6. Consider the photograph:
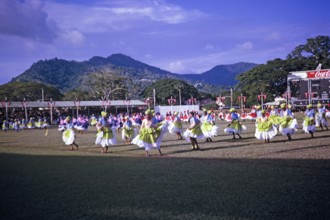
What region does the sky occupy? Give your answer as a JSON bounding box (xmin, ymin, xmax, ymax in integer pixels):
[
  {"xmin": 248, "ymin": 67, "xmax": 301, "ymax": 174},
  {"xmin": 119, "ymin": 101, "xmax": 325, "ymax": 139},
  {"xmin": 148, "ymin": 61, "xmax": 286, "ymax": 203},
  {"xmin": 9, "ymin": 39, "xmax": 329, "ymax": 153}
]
[{"xmin": 1, "ymin": 0, "xmax": 330, "ymax": 84}]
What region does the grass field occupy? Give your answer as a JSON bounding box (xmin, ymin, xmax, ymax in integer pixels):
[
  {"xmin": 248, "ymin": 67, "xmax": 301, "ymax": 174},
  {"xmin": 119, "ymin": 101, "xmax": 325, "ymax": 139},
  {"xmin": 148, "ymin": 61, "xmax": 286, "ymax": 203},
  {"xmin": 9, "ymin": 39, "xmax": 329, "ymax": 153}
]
[{"xmin": 1, "ymin": 114, "xmax": 330, "ymax": 219}]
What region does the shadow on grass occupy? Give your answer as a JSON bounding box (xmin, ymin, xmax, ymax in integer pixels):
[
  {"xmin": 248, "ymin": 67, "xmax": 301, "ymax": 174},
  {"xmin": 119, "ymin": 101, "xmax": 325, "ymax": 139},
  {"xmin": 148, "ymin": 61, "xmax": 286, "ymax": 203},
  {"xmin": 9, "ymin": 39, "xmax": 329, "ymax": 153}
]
[
  {"xmin": 1, "ymin": 153, "xmax": 330, "ymax": 220},
  {"xmin": 264, "ymin": 144, "xmax": 330, "ymax": 156},
  {"xmin": 267, "ymin": 134, "xmax": 330, "ymax": 144}
]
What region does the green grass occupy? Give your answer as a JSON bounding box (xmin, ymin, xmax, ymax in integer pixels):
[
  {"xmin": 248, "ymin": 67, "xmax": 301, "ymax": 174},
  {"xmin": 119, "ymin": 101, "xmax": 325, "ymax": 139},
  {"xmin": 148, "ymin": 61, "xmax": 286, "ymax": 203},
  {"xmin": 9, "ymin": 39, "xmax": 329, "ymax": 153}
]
[{"xmin": 1, "ymin": 154, "xmax": 330, "ymax": 220}]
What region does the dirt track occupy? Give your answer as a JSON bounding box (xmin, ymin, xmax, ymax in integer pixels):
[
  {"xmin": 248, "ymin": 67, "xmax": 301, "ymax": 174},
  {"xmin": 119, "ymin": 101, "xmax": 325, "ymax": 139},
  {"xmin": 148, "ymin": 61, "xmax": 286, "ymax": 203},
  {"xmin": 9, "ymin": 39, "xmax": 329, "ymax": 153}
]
[{"xmin": 1, "ymin": 113, "xmax": 330, "ymax": 159}]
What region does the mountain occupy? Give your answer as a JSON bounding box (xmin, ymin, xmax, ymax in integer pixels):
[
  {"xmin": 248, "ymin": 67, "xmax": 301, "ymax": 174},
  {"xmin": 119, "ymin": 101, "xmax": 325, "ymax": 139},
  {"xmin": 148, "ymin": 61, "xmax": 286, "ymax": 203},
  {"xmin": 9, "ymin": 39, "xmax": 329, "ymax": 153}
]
[
  {"xmin": 11, "ymin": 54, "xmax": 179, "ymax": 92},
  {"xmin": 179, "ymin": 62, "xmax": 258, "ymax": 86},
  {"xmin": 10, "ymin": 54, "xmax": 257, "ymax": 95}
]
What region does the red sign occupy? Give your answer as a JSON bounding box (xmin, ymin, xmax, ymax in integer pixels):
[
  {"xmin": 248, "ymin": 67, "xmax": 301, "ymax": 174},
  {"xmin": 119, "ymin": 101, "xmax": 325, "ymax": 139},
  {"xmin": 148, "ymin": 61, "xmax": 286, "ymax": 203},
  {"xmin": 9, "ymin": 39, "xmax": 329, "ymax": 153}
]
[{"xmin": 307, "ymin": 69, "xmax": 330, "ymax": 79}]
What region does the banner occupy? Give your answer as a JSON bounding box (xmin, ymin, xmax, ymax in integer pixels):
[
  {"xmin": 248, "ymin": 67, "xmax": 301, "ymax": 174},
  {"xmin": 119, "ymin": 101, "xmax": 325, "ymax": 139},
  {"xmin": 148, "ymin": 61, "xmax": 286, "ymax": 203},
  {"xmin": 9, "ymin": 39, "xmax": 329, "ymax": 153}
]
[
  {"xmin": 2, "ymin": 101, "xmax": 11, "ymax": 108},
  {"xmin": 21, "ymin": 101, "xmax": 28, "ymax": 108},
  {"xmin": 257, "ymin": 95, "xmax": 266, "ymax": 101},
  {"xmin": 307, "ymin": 69, "xmax": 330, "ymax": 79},
  {"xmin": 305, "ymin": 92, "xmax": 316, "ymax": 99},
  {"xmin": 238, "ymin": 96, "xmax": 246, "ymax": 102},
  {"xmin": 289, "ymin": 69, "xmax": 330, "ymax": 80},
  {"xmin": 48, "ymin": 101, "xmax": 56, "ymax": 108},
  {"xmin": 168, "ymin": 98, "xmax": 176, "ymax": 105}
]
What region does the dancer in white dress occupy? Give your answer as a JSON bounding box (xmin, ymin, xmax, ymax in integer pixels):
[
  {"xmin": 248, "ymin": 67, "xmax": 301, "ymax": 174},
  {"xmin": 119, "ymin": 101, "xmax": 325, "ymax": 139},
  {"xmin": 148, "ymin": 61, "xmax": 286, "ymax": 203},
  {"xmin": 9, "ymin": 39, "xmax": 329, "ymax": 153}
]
[
  {"xmin": 132, "ymin": 110, "xmax": 163, "ymax": 157},
  {"xmin": 315, "ymin": 103, "xmax": 328, "ymax": 131},
  {"xmin": 201, "ymin": 110, "xmax": 218, "ymax": 142},
  {"xmin": 183, "ymin": 111, "xmax": 204, "ymax": 150},
  {"xmin": 168, "ymin": 111, "xmax": 183, "ymax": 140},
  {"xmin": 62, "ymin": 117, "xmax": 79, "ymax": 150},
  {"xmin": 303, "ymin": 104, "xmax": 316, "ymax": 138},
  {"xmin": 95, "ymin": 111, "xmax": 117, "ymax": 153}
]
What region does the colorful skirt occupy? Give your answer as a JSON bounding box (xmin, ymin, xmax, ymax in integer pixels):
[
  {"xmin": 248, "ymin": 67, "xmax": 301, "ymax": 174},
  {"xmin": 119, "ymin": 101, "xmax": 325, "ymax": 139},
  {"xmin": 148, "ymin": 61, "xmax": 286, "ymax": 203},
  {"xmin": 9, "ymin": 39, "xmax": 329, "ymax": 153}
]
[
  {"xmin": 224, "ymin": 120, "xmax": 246, "ymax": 134},
  {"xmin": 95, "ymin": 127, "xmax": 117, "ymax": 147},
  {"xmin": 62, "ymin": 129, "xmax": 75, "ymax": 145},
  {"xmin": 168, "ymin": 121, "xmax": 183, "ymax": 134},
  {"xmin": 302, "ymin": 117, "xmax": 316, "ymax": 133},
  {"xmin": 279, "ymin": 117, "xmax": 298, "ymax": 135},
  {"xmin": 183, "ymin": 125, "xmax": 204, "ymax": 141},
  {"xmin": 201, "ymin": 122, "xmax": 218, "ymax": 138},
  {"xmin": 132, "ymin": 127, "xmax": 158, "ymax": 151},
  {"xmin": 255, "ymin": 121, "xmax": 277, "ymax": 140},
  {"xmin": 121, "ymin": 127, "xmax": 138, "ymax": 141}
]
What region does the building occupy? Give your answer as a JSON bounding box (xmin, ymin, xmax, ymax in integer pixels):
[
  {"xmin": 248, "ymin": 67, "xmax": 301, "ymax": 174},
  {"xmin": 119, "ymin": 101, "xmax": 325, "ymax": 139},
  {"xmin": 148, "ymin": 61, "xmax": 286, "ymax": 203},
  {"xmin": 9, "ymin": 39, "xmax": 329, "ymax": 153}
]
[{"xmin": 287, "ymin": 68, "xmax": 330, "ymax": 107}]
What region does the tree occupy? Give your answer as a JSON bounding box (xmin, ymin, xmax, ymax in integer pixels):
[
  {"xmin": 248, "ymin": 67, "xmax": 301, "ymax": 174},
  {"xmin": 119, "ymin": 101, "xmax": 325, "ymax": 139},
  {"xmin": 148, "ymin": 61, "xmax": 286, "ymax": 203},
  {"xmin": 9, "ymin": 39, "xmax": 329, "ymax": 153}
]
[
  {"xmin": 141, "ymin": 79, "xmax": 199, "ymax": 105},
  {"xmin": 236, "ymin": 35, "xmax": 330, "ymax": 106},
  {"xmin": 0, "ymin": 82, "xmax": 63, "ymax": 101},
  {"xmin": 81, "ymin": 70, "xmax": 128, "ymax": 101},
  {"xmin": 236, "ymin": 59, "xmax": 288, "ymax": 106},
  {"xmin": 287, "ymin": 36, "xmax": 330, "ymax": 69},
  {"xmin": 63, "ymin": 89, "xmax": 91, "ymax": 101}
]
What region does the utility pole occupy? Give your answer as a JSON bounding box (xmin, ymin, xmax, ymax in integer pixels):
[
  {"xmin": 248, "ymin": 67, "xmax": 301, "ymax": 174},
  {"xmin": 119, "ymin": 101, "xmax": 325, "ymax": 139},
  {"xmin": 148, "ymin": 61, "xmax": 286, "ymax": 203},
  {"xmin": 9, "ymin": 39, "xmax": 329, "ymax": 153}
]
[
  {"xmin": 174, "ymin": 83, "xmax": 184, "ymax": 106},
  {"xmin": 41, "ymin": 89, "xmax": 44, "ymax": 102},
  {"xmin": 230, "ymin": 88, "xmax": 233, "ymax": 108},
  {"xmin": 153, "ymin": 89, "xmax": 156, "ymax": 108}
]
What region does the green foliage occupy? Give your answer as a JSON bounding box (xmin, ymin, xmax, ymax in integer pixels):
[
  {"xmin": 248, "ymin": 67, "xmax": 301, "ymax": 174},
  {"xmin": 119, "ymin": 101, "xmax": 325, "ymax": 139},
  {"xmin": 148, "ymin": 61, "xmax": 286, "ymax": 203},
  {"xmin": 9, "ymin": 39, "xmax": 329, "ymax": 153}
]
[
  {"xmin": 287, "ymin": 36, "xmax": 330, "ymax": 65},
  {"xmin": 236, "ymin": 59, "xmax": 289, "ymax": 106},
  {"xmin": 81, "ymin": 70, "xmax": 128, "ymax": 100},
  {"xmin": 9, "ymin": 54, "xmax": 250, "ymax": 98},
  {"xmin": 141, "ymin": 79, "xmax": 199, "ymax": 105},
  {"xmin": 63, "ymin": 89, "xmax": 91, "ymax": 101},
  {"xmin": 0, "ymin": 81, "xmax": 63, "ymax": 101},
  {"xmin": 237, "ymin": 35, "xmax": 330, "ymax": 106},
  {"xmin": 201, "ymin": 103, "xmax": 219, "ymax": 110},
  {"xmin": 11, "ymin": 58, "xmax": 92, "ymax": 92}
]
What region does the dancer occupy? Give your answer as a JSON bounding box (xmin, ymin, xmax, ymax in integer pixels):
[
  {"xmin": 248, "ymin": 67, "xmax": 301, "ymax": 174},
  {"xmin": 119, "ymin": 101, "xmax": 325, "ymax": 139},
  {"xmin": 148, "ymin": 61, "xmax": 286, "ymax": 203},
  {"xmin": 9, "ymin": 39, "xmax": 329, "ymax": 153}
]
[
  {"xmin": 27, "ymin": 117, "xmax": 35, "ymax": 129},
  {"xmin": 168, "ymin": 111, "xmax": 183, "ymax": 140},
  {"xmin": 303, "ymin": 104, "xmax": 316, "ymax": 138},
  {"xmin": 224, "ymin": 108, "xmax": 246, "ymax": 139},
  {"xmin": 255, "ymin": 110, "xmax": 277, "ymax": 143},
  {"xmin": 201, "ymin": 110, "xmax": 218, "ymax": 142},
  {"xmin": 315, "ymin": 103, "xmax": 328, "ymax": 131},
  {"xmin": 277, "ymin": 103, "xmax": 298, "ymax": 140},
  {"xmin": 2, "ymin": 120, "xmax": 8, "ymax": 132},
  {"xmin": 62, "ymin": 116, "xmax": 79, "ymax": 150},
  {"xmin": 95, "ymin": 111, "xmax": 117, "ymax": 153},
  {"xmin": 183, "ymin": 111, "xmax": 204, "ymax": 150},
  {"xmin": 132, "ymin": 109, "xmax": 163, "ymax": 157},
  {"xmin": 121, "ymin": 116, "xmax": 137, "ymax": 144},
  {"xmin": 90, "ymin": 114, "xmax": 98, "ymax": 126},
  {"xmin": 151, "ymin": 110, "xmax": 169, "ymax": 148}
]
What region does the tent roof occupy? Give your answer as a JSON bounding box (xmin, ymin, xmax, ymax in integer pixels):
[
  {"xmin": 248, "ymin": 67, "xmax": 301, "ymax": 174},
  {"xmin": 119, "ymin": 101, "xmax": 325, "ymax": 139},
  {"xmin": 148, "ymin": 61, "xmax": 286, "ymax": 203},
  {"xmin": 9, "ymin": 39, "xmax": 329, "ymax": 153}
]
[{"xmin": 3, "ymin": 100, "xmax": 147, "ymax": 108}]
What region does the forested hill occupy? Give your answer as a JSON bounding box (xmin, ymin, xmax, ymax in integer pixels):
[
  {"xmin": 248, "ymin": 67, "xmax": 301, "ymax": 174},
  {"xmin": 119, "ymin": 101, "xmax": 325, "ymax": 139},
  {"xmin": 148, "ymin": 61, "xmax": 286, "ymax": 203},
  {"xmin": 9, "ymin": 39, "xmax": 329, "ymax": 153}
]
[
  {"xmin": 11, "ymin": 54, "xmax": 178, "ymax": 92},
  {"xmin": 180, "ymin": 62, "xmax": 258, "ymax": 86},
  {"xmin": 10, "ymin": 53, "xmax": 257, "ymax": 92}
]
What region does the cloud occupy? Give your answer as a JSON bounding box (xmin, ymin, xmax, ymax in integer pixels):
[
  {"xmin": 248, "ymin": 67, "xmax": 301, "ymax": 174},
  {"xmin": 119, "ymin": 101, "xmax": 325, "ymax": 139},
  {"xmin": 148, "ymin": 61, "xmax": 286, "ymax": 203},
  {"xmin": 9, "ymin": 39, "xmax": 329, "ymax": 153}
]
[
  {"xmin": 62, "ymin": 31, "xmax": 84, "ymax": 45},
  {"xmin": 266, "ymin": 32, "xmax": 281, "ymax": 41},
  {"xmin": 0, "ymin": 0, "xmax": 58, "ymax": 43},
  {"xmin": 236, "ymin": 41, "xmax": 253, "ymax": 50},
  {"xmin": 104, "ymin": 0, "xmax": 206, "ymax": 24},
  {"xmin": 168, "ymin": 61, "xmax": 190, "ymax": 73},
  {"xmin": 43, "ymin": 0, "xmax": 207, "ymax": 35},
  {"xmin": 205, "ymin": 44, "xmax": 216, "ymax": 50}
]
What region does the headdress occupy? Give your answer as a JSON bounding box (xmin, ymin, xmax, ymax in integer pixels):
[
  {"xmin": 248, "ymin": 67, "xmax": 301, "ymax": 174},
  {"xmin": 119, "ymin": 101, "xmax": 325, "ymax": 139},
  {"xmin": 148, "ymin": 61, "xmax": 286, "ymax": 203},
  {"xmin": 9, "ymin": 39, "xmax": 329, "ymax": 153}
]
[{"xmin": 101, "ymin": 111, "xmax": 107, "ymax": 117}]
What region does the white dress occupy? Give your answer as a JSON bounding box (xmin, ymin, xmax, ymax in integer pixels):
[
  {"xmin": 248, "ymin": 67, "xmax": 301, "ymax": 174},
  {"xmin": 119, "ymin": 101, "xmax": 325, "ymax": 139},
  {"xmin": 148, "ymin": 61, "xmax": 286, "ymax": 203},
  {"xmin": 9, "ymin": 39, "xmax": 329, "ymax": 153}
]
[{"xmin": 62, "ymin": 123, "xmax": 75, "ymax": 145}]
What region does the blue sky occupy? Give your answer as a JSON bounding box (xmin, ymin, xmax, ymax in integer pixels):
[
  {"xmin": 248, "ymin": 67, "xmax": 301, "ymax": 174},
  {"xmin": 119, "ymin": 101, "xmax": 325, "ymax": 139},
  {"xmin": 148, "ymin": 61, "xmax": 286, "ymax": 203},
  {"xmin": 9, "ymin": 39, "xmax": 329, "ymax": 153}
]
[{"xmin": 1, "ymin": 0, "xmax": 330, "ymax": 84}]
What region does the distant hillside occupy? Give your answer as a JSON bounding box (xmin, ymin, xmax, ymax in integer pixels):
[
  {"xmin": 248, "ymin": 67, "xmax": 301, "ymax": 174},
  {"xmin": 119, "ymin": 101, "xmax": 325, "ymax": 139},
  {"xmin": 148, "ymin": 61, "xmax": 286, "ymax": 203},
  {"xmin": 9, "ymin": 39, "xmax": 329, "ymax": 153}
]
[
  {"xmin": 11, "ymin": 54, "xmax": 178, "ymax": 92},
  {"xmin": 180, "ymin": 62, "xmax": 258, "ymax": 86},
  {"xmin": 10, "ymin": 54, "xmax": 257, "ymax": 95}
]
